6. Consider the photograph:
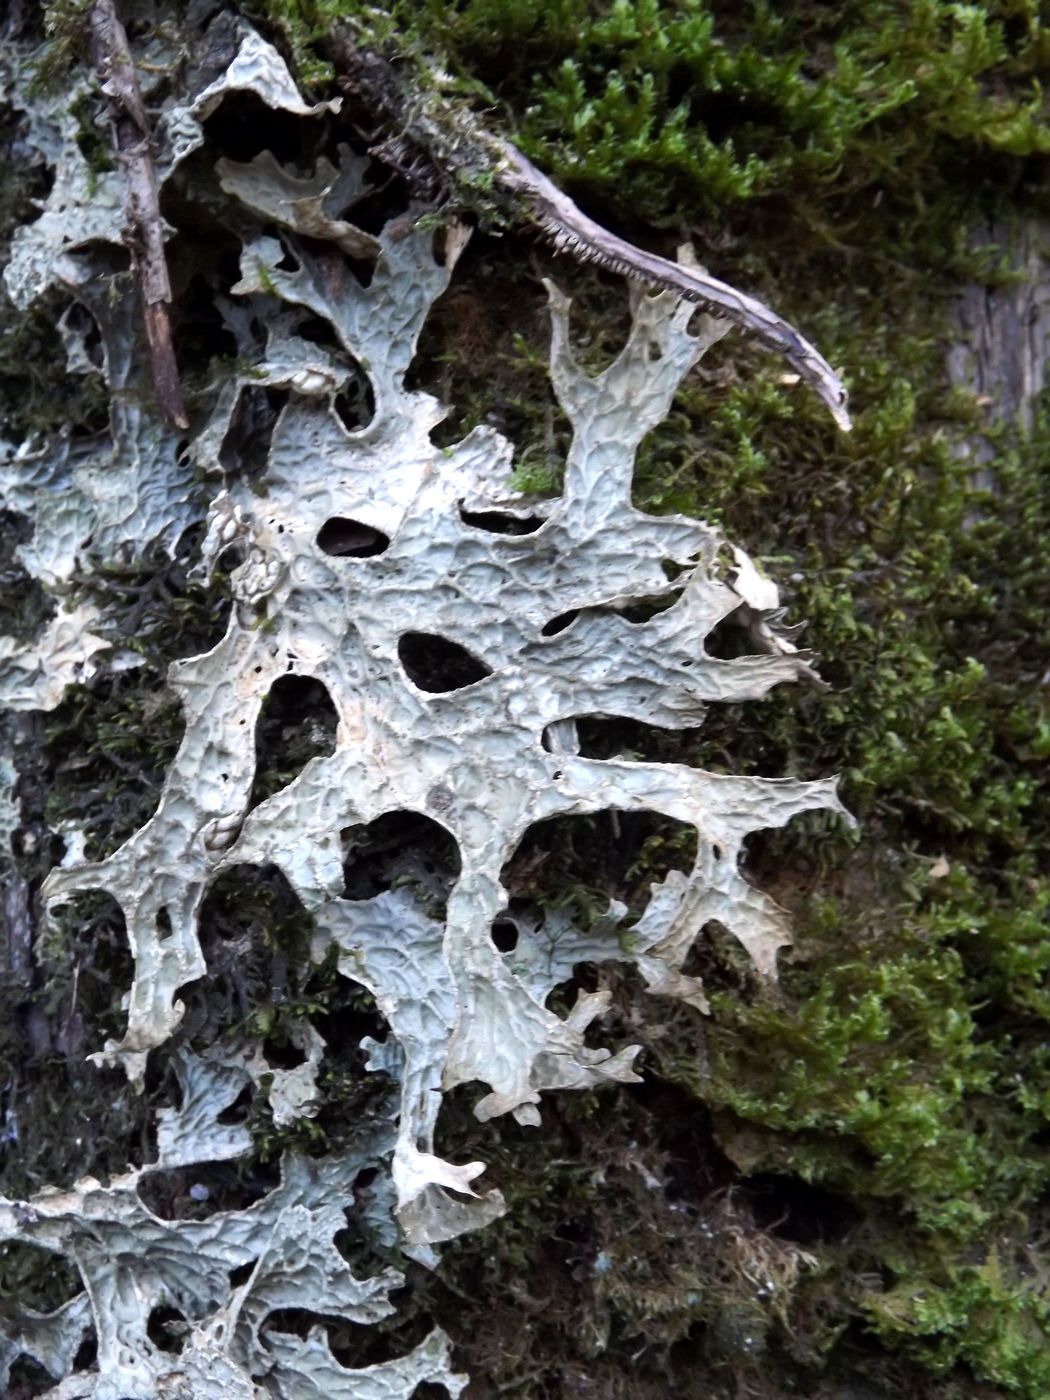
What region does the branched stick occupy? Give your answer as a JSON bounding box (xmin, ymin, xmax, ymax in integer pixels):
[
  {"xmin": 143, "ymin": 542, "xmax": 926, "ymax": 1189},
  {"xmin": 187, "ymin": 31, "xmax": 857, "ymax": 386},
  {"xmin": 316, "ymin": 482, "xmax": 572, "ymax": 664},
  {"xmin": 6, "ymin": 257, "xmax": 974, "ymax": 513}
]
[
  {"xmin": 332, "ymin": 38, "xmax": 851, "ymax": 432},
  {"xmin": 497, "ymin": 144, "xmax": 851, "ymax": 432},
  {"xmin": 89, "ymin": 0, "xmax": 187, "ymax": 429}
]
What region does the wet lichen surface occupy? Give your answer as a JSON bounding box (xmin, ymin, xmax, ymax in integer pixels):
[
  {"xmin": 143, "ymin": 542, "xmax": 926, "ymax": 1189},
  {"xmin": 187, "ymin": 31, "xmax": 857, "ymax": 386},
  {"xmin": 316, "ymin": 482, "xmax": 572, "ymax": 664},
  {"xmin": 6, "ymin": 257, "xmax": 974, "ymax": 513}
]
[{"xmin": 1, "ymin": 2, "xmax": 1049, "ymax": 1397}]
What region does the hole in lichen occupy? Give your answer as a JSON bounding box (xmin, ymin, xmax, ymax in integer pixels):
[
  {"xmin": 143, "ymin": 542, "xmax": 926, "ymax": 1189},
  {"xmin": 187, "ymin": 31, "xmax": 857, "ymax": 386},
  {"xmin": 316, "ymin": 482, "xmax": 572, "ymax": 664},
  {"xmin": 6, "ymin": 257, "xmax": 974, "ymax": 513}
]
[
  {"xmin": 332, "ymin": 374, "xmax": 376, "ymax": 432},
  {"xmin": 332, "ymin": 1171, "xmax": 396, "ymax": 1273},
  {"xmin": 306, "ymin": 978, "xmax": 388, "ymax": 1079},
  {"xmin": 398, "ymin": 632, "xmax": 492, "ymax": 692},
  {"xmin": 680, "ymin": 919, "xmax": 752, "ymax": 993},
  {"xmin": 6, "ymin": 1355, "xmax": 56, "ymax": 1393},
  {"xmin": 73, "ymin": 1334, "xmax": 98, "ymax": 1373},
  {"xmin": 201, "ymin": 91, "xmax": 309, "ymax": 164},
  {"xmin": 220, "ymin": 385, "xmax": 288, "ymax": 483},
  {"xmin": 268, "ymin": 1310, "xmax": 413, "ymax": 1369},
  {"xmin": 491, "ymin": 919, "xmax": 519, "ymax": 952},
  {"xmin": 330, "ymin": 1312, "xmax": 438, "ymax": 1370},
  {"xmin": 147, "ymin": 1305, "xmax": 185, "ymax": 1354},
  {"xmin": 295, "ymin": 316, "xmax": 340, "ymax": 349},
  {"xmin": 0, "ymin": 1241, "xmax": 82, "ymax": 1318},
  {"xmin": 62, "ymin": 300, "xmax": 105, "ymax": 368},
  {"xmin": 167, "ymin": 243, "xmax": 241, "ymax": 369},
  {"xmin": 44, "ymin": 677, "xmax": 186, "ymax": 861},
  {"xmin": 572, "ymin": 716, "xmax": 706, "ymax": 765},
  {"xmin": 703, "ymin": 610, "xmax": 754, "ymax": 659},
  {"xmin": 502, "ymin": 812, "xmax": 697, "ymax": 930},
  {"xmin": 260, "ymin": 1309, "xmax": 313, "ymax": 1340},
  {"xmin": 544, "ymin": 964, "xmax": 601, "ymax": 1019},
  {"xmin": 262, "ymin": 1036, "xmax": 307, "ymax": 1070},
  {"xmin": 0, "ymin": 512, "xmax": 55, "ymax": 643},
  {"xmin": 315, "ymin": 517, "xmax": 389, "ymax": 557},
  {"xmin": 137, "ymin": 1161, "xmax": 278, "ymax": 1221},
  {"xmin": 337, "ymin": 250, "xmax": 378, "ymax": 289},
  {"xmin": 198, "ymin": 863, "xmax": 317, "ymax": 1029},
  {"xmin": 249, "ymin": 674, "xmax": 338, "ymax": 809},
  {"xmin": 341, "ymin": 811, "xmax": 461, "ymax": 917},
  {"xmin": 43, "ymin": 890, "xmax": 133, "ymax": 1035},
  {"xmin": 620, "ymin": 591, "xmax": 682, "ymax": 625},
  {"xmin": 541, "ymin": 609, "xmax": 579, "ymax": 637},
  {"xmin": 458, "ymin": 505, "xmax": 545, "ymax": 535},
  {"xmin": 216, "ymin": 1085, "xmax": 253, "ymax": 1126},
  {"xmin": 228, "ymin": 1261, "xmax": 254, "ymax": 1289}
]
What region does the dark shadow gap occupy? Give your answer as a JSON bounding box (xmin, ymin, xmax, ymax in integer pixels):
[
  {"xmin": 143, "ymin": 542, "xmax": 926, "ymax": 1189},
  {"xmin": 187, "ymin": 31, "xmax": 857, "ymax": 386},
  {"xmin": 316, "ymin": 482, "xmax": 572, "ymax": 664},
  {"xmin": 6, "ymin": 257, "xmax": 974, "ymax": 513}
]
[
  {"xmin": 216, "ymin": 1085, "xmax": 253, "ymax": 1127},
  {"xmin": 147, "ymin": 1305, "xmax": 185, "ymax": 1354},
  {"xmin": 500, "ymin": 811, "xmax": 697, "ymax": 930},
  {"xmin": 398, "ymin": 632, "xmax": 493, "ymax": 692},
  {"xmin": 219, "ymin": 385, "xmax": 289, "ymax": 484},
  {"xmin": 703, "ymin": 610, "xmax": 755, "ymax": 659},
  {"xmin": 742, "ymin": 1172, "xmax": 861, "ymax": 1245},
  {"xmin": 136, "ymin": 1159, "xmax": 271, "ymax": 1221},
  {"xmin": 341, "ymin": 810, "xmax": 462, "ymax": 919},
  {"xmin": 332, "ymin": 373, "xmax": 376, "ymax": 432},
  {"xmin": 491, "ymin": 918, "xmax": 519, "ymax": 952},
  {"xmin": 201, "ymin": 92, "xmax": 311, "ymax": 164},
  {"xmin": 540, "ymin": 609, "xmax": 579, "ymax": 636},
  {"xmin": 459, "ymin": 506, "xmax": 545, "ymax": 535},
  {"xmin": 249, "ymin": 673, "xmax": 338, "ymax": 810},
  {"xmin": 316, "ymin": 518, "xmax": 389, "ymax": 558}
]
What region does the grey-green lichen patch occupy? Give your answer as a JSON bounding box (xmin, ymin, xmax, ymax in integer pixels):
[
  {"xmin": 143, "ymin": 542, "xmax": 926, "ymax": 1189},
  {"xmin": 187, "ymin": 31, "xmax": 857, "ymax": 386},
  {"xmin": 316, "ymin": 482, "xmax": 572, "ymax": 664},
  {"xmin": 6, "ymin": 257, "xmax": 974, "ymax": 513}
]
[
  {"xmin": 0, "ymin": 14, "xmax": 848, "ymax": 1394},
  {"xmin": 0, "ymin": 1050, "xmax": 466, "ymax": 1399},
  {"xmin": 217, "ymin": 147, "xmax": 380, "ymax": 258},
  {"xmin": 41, "ymin": 99, "xmax": 846, "ymax": 1240},
  {"xmin": 0, "ymin": 10, "xmax": 345, "ymax": 716},
  {"xmin": 0, "ymin": 602, "xmax": 108, "ymax": 712}
]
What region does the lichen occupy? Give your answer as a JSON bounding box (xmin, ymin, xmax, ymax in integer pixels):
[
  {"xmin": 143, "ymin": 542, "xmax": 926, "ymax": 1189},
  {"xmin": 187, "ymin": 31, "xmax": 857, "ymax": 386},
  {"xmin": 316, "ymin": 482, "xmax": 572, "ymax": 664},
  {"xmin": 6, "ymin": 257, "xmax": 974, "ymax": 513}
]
[
  {"xmin": 44, "ymin": 65, "xmax": 842, "ymax": 1207},
  {"xmin": 0, "ymin": 1051, "xmax": 466, "ymax": 1398},
  {"xmin": 0, "ymin": 14, "xmax": 848, "ymax": 1394}
]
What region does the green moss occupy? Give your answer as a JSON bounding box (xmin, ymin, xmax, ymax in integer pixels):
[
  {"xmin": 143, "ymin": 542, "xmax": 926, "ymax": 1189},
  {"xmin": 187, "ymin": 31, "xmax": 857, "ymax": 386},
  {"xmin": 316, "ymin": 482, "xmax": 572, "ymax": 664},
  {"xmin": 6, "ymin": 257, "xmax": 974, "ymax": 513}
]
[
  {"xmin": 864, "ymin": 1250, "xmax": 1050, "ymax": 1392},
  {"xmin": 44, "ymin": 679, "xmax": 184, "ymax": 861},
  {"xmin": 252, "ymin": 1, "xmax": 1048, "ymax": 239},
  {"xmin": 424, "ymin": 0, "xmax": 1048, "ymax": 214}
]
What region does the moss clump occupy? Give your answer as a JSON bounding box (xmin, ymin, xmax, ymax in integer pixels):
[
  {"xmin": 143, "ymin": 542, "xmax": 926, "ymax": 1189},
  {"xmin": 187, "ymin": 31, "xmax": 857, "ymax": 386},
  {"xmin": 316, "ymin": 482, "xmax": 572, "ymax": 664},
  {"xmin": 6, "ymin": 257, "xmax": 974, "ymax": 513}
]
[{"xmin": 412, "ymin": 0, "xmax": 1047, "ymax": 212}]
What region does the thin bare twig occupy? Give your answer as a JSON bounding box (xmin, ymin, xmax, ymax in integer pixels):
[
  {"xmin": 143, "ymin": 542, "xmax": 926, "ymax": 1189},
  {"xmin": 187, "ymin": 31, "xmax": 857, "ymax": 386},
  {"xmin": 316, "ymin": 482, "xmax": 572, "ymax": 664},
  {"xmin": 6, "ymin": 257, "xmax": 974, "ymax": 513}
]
[
  {"xmin": 332, "ymin": 36, "xmax": 851, "ymax": 431},
  {"xmin": 89, "ymin": 0, "xmax": 188, "ymax": 429},
  {"xmin": 497, "ymin": 142, "xmax": 852, "ymax": 432}
]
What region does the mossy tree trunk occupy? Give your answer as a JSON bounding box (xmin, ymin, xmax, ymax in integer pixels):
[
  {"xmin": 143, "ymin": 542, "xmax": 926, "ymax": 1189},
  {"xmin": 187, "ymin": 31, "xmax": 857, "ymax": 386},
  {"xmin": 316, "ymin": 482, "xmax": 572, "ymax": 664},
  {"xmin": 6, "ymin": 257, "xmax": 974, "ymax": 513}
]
[{"xmin": 2, "ymin": 3, "xmax": 1050, "ymax": 1398}]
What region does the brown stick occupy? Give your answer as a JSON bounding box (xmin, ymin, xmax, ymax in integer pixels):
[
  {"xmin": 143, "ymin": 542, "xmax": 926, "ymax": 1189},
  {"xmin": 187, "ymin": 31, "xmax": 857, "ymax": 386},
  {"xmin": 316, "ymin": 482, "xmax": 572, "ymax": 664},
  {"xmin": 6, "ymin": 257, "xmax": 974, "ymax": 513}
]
[
  {"xmin": 89, "ymin": 0, "xmax": 188, "ymax": 429},
  {"xmin": 332, "ymin": 35, "xmax": 851, "ymax": 431},
  {"xmin": 497, "ymin": 143, "xmax": 851, "ymax": 433}
]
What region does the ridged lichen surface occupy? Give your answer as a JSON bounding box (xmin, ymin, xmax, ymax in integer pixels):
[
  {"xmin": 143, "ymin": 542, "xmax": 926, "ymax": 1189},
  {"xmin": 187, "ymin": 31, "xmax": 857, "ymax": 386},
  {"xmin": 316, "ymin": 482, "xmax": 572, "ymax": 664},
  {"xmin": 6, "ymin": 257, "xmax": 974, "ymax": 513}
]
[{"xmin": 0, "ymin": 16, "xmax": 846, "ymax": 1396}]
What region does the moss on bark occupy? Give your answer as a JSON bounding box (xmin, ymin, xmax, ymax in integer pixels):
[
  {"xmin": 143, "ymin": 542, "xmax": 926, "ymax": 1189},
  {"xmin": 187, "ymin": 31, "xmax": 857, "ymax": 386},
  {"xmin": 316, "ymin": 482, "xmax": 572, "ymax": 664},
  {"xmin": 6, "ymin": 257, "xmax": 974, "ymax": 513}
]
[{"xmin": 3, "ymin": 1, "xmax": 1049, "ymax": 1394}]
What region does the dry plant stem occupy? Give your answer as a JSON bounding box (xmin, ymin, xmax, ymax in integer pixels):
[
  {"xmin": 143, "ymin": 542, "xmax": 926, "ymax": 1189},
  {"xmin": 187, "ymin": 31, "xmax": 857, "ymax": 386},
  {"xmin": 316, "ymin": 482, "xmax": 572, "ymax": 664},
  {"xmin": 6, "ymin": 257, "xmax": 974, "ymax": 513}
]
[
  {"xmin": 89, "ymin": 0, "xmax": 188, "ymax": 429},
  {"xmin": 497, "ymin": 143, "xmax": 852, "ymax": 432},
  {"xmin": 332, "ymin": 37, "xmax": 851, "ymax": 431}
]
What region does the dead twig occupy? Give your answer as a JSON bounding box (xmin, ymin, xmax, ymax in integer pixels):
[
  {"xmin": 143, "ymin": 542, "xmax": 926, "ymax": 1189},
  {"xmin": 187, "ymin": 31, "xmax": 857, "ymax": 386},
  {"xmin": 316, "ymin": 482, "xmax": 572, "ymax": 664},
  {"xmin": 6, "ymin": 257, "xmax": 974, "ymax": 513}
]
[
  {"xmin": 331, "ymin": 35, "xmax": 851, "ymax": 431},
  {"xmin": 89, "ymin": 0, "xmax": 188, "ymax": 429}
]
